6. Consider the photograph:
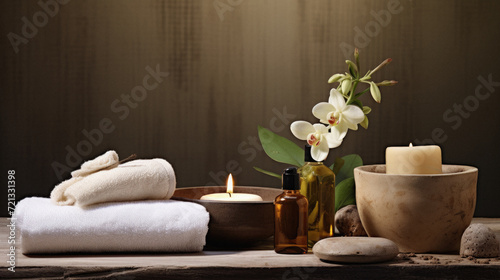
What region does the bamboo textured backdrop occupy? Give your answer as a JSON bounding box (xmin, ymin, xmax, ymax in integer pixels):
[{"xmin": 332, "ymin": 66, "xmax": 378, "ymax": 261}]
[{"xmin": 1, "ymin": 0, "xmax": 499, "ymax": 216}]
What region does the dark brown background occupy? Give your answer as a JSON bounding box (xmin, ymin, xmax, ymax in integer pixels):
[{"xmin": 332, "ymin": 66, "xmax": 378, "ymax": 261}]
[{"xmin": 1, "ymin": 0, "xmax": 499, "ymax": 217}]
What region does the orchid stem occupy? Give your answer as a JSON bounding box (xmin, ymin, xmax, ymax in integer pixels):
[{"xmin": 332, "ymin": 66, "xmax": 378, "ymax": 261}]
[
  {"xmin": 346, "ymin": 80, "xmax": 359, "ymax": 105},
  {"xmin": 355, "ymin": 87, "xmax": 370, "ymax": 98}
]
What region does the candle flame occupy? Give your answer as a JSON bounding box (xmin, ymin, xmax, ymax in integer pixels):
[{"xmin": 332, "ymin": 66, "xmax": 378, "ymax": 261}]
[
  {"xmin": 409, "ymin": 143, "xmax": 413, "ymax": 147},
  {"xmin": 226, "ymin": 173, "xmax": 234, "ymax": 194},
  {"xmin": 330, "ymin": 224, "xmax": 333, "ymax": 236}
]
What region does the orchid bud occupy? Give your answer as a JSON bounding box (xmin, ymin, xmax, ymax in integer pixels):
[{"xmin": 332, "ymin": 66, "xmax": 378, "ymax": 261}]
[
  {"xmin": 360, "ymin": 76, "xmax": 371, "ymax": 82},
  {"xmin": 376, "ymin": 80, "xmax": 398, "ymax": 86},
  {"xmin": 328, "ymin": 73, "xmax": 343, "ymax": 84},
  {"xmin": 346, "ymin": 60, "xmax": 358, "ymax": 77},
  {"xmin": 370, "ymin": 82, "xmax": 381, "ymax": 103},
  {"xmin": 354, "ymin": 48, "xmax": 360, "ymax": 68},
  {"xmin": 341, "ymin": 78, "xmax": 352, "ymax": 94},
  {"xmin": 371, "ymin": 58, "xmax": 392, "ymax": 75}
]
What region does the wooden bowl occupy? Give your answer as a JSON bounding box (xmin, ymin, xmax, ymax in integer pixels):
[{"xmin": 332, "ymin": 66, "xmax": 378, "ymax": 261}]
[
  {"xmin": 354, "ymin": 164, "xmax": 478, "ymax": 253},
  {"xmin": 172, "ymin": 186, "xmax": 282, "ymax": 247}
]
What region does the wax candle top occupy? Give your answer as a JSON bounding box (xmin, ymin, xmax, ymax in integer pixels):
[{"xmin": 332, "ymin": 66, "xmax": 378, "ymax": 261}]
[
  {"xmin": 199, "ymin": 174, "xmax": 263, "ymax": 201},
  {"xmin": 386, "ymin": 144, "xmax": 442, "ymax": 175},
  {"xmin": 200, "ymin": 192, "xmax": 263, "ymax": 201}
]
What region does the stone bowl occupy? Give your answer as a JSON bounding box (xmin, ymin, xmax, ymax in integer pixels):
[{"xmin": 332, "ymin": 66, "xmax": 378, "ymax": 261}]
[
  {"xmin": 172, "ymin": 186, "xmax": 282, "ymax": 247},
  {"xmin": 354, "ymin": 165, "xmax": 478, "ymax": 253}
]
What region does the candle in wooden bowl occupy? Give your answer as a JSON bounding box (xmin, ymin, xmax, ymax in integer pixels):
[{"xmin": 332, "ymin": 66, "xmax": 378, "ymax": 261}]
[
  {"xmin": 172, "ymin": 176, "xmax": 283, "ymax": 247},
  {"xmin": 200, "ymin": 174, "xmax": 263, "ymax": 202},
  {"xmin": 172, "ymin": 180, "xmax": 281, "ymax": 246},
  {"xmin": 386, "ymin": 143, "xmax": 442, "ymax": 174}
]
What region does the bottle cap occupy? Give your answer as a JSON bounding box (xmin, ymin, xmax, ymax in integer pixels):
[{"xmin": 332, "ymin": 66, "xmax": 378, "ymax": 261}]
[
  {"xmin": 304, "ymin": 145, "xmax": 315, "ymax": 162},
  {"xmin": 282, "ymin": 167, "xmax": 300, "ymax": 190}
]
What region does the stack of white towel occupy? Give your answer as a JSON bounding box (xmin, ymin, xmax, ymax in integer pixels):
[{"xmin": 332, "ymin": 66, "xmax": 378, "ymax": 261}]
[{"xmin": 15, "ymin": 151, "xmax": 210, "ymax": 254}]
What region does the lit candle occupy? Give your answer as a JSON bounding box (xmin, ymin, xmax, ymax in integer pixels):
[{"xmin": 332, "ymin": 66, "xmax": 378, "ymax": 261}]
[
  {"xmin": 200, "ymin": 174, "xmax": 263, "ymax": 201},
  {"xmin": 386, "ymin": 143, "xmax": 442, "ymax": 174}
]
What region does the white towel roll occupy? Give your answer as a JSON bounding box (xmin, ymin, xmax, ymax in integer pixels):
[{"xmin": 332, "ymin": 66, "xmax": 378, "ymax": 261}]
[
  {"xmin": 15, "ymin": 197, "xmax": 209, "ymax": 254},
  {"xmin": 51, "ymin": 158, "xmax": 176, "ymax": 207},
  {"xmin": 71, "ymin": 150, "xmax": 119, "ymax": 177}
]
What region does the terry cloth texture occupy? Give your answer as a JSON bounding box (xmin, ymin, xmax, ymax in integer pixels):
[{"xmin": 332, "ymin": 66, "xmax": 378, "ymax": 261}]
[
  {"xmin": 15, "ymin": 197, "xmax": 209, "ymax": 254},
  {"xmin": 51, "ymin": 152, "xmax": 176, "ymax": 207}
]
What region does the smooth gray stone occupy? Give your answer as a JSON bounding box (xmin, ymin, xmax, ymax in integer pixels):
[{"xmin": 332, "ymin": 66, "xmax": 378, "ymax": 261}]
[
  {"xmin": 460, "ymin": 223, "xmax": 499, "ymax": 258},
  {"xmin": 313, "ymin": 237, "xmax": 399, "ymax": 263}
]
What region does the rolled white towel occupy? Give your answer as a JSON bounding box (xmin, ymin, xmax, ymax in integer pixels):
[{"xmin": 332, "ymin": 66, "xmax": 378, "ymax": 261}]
[
  {"xmin": 71, "ymin": 150, "xmax": 119, "ymax": 177},
  {"xmin": 51, "ymin": 155, "xmax": 176, "ymax": 207},
  {"xmin": 15, "ymin": 197, "xmax": 209, "ymax": 254}
]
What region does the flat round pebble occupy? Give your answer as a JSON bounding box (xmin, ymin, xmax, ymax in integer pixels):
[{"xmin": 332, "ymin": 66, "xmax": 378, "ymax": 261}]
[{"xmin": 312, "ymin": 237, "xmax": 399, "ymax": 263}]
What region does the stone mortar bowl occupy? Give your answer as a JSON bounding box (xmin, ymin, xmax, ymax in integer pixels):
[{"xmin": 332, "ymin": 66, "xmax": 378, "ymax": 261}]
[
  {"xmin": 354, "ymin": 165, "xmax": 478, "ymax": 253},
  {"xmin": 172, "ymin": 186, "xmax": 282, "ymax": 247}
]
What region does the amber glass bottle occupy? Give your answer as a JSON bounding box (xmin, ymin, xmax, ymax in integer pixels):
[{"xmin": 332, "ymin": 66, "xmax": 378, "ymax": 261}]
[
  {"xmin": 274, "ymin": 167, "xmax": 308, "ymax": 254},
  {"xmin": 298, "ymin": 145, "xmax": 335, "ymax": 247}
]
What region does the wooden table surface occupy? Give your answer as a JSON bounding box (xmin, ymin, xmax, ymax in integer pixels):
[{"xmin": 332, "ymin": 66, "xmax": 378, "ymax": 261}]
[{"xmin": 1, "ymin": 217, "xmax": 500, "ymax": 280}]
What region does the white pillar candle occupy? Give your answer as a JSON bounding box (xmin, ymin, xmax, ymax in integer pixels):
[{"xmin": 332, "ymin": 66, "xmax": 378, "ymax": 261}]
[
  {"xmin": 200, "ymin": 192, "xmax": 263, "ymax": 201},
  {"xmin": 199, "ymin": 174, "xmax": 263, "ymax": 202},
  {"xmin": 386, "ymin": 144, "xmax": 442, "ymax": 175}
]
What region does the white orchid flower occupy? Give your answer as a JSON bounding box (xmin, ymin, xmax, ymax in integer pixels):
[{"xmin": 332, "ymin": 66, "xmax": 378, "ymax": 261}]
[
  {"xmin": 312, "ymin": 88, "xmax": 365, "ymax": 139},
  {"xmin": 290, "ymin": 121, "xmax": 342, "ymax": 162}
]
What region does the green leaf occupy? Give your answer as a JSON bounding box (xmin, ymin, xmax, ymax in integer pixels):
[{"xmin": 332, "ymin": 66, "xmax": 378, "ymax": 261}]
[
  {"xmin": 335, "ymin": 154, "xmax": 363, "ymax": 186},
  {"xmin": 253, "ymin": 166, "xmax": 281, "ymax": 179},
  {"xmin": 335, "ymin": 177, "xmax": 356, "ymax": 212},
  {"xmin": 258, "ymin": 126, "xmax": 304, "ymax": 167},
  {"xmin": 329, "ymin": 157, "xmax": 345, "ymax": 175}
]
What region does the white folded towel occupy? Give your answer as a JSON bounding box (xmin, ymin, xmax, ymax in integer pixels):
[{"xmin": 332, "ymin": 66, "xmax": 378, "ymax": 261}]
[
  {"xmin": 15, "ymin": 197, "xmax": 209, "ymax": 254},
  {"xmin": 51, "ymin": 151, "xmax": 176, "ymax": 207}
]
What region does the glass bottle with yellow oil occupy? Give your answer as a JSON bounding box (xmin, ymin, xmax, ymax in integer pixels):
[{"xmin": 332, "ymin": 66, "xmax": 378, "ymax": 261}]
[{"xmin": 298, "ymin": 145, "xmax": 335, "ymax": 247}]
